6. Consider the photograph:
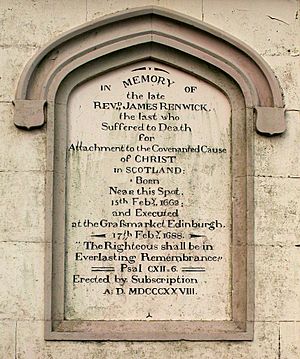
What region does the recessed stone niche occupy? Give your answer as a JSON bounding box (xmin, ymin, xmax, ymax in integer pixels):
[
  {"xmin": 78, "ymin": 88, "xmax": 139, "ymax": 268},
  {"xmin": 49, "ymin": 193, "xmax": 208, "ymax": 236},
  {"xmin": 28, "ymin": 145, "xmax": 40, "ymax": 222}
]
[{"xmin": 13, "ymin": 7, "xmax": 286, "ymax": 341}]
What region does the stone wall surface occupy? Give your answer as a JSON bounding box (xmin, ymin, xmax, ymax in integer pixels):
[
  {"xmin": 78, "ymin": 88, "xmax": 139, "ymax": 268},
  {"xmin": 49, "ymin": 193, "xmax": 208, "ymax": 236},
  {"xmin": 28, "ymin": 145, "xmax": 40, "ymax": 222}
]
[{"xmin": 0, "ymin": 0, "xmax": 299, "ymax": 358}]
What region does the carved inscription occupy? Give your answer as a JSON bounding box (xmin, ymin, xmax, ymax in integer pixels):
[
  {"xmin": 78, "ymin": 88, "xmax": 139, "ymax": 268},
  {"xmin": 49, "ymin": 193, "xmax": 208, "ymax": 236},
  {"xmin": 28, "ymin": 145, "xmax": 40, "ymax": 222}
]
[{"xmin": 64, "ymin": 61, "xmax": 232, "ymax": 321}]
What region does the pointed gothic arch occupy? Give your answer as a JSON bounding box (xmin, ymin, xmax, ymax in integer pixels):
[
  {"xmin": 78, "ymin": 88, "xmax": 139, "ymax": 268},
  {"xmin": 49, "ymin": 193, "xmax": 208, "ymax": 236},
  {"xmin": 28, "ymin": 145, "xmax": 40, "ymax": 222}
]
[{"xmin": 14, "ymin": 6, "xmax": 285, "ymax": 134}]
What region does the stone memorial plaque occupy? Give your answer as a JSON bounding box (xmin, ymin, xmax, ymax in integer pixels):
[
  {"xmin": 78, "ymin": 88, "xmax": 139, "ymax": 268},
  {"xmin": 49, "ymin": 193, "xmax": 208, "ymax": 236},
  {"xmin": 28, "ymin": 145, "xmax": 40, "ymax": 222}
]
[
  {"xmin": 14, "ymin": 6, "xmax": 286, "ymax": 342},
  {"xmin": 64, "ymin": 61, "xmax": 232, "ymax": 322}
]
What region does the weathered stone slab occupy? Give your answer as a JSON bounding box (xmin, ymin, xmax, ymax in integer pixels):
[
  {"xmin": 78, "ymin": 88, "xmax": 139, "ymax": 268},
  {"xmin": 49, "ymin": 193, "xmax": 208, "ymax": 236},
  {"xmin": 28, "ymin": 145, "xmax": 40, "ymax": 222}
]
[
  {"xmin": 0, "ymin": 242, "xmax": 44, "ymax": 320},
  {"xmin": 0, "ymin": 172, "xmax": 45, "ymax": 242},
  {"xmin": 0, "ymin": 0, "xmax": 87, "ymax": 47},
  {"xmin": 255, "ymin": 176, "xmax": 300, "ymax": 246},
  {"xmin": 281, "ymin": 322, "xmax": 300, "ymax": 359},
  {"xmin": 203, "ymin": 0, "xmax": 299, "ymax": 56},
  {"xmin": 0, "ymin": 321, "xmax": 15, "ymax": 359},
  {"xmin": 256, "ymin": 245, "xmax": 300, "ymax": 321}
]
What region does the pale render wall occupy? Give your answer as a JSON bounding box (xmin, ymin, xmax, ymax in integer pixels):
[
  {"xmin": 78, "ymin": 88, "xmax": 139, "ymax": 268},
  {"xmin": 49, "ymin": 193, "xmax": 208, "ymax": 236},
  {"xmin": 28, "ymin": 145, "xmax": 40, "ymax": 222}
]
[{"xmin": 0, "ymin": 0, "xmax": 299, "ymax": 358}]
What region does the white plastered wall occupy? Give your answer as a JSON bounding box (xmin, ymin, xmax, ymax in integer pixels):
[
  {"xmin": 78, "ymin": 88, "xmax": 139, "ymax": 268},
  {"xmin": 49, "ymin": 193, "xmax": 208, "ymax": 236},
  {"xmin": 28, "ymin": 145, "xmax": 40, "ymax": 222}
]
[{"xmin": 0, "ymin": 0, "xmax": 299, "ymax": 358}]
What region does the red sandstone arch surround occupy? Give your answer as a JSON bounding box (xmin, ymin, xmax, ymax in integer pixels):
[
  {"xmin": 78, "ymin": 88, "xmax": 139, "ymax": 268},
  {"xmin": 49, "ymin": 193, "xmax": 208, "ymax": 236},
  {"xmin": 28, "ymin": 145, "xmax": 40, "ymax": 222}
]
[{"xmin": 13, "ymin": 6, "xmax": 285, "ymax": 134}]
